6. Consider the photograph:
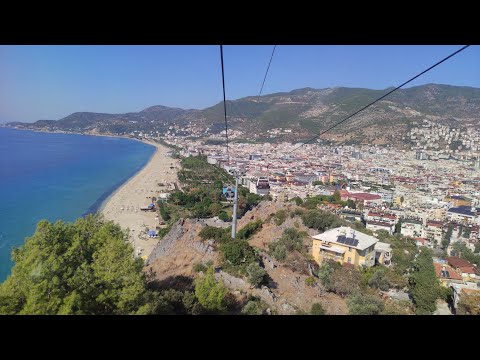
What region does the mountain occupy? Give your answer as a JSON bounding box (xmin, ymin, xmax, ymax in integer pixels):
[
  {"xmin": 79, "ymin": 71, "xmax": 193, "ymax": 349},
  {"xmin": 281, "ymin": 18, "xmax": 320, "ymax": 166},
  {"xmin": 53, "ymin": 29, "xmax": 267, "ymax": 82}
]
[{"xmin": 7, "ymin": 84, "xmax": 480, "ymax": 145}]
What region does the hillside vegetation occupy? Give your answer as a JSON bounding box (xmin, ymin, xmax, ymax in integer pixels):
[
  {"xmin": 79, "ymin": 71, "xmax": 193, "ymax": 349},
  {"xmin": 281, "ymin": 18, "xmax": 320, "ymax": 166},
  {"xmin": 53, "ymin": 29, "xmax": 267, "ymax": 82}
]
[{"xmin": 7, "ymin": 84, "xmax": 480, "ymax": 145}]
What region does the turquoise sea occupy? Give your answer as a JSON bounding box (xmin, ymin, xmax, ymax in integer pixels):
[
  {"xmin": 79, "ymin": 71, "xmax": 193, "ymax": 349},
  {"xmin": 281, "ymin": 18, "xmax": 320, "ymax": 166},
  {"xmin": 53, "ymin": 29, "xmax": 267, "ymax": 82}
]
[{"xmin": 0, "ymin": 128, "xmax": 155, "ymax": 282}]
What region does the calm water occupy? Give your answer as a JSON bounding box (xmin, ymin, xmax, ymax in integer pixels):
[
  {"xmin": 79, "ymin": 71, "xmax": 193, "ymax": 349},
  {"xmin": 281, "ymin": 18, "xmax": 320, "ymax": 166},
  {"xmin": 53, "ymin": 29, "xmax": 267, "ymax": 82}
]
[{"xmin": 0, "ymin": 128, "xmax": 155, "ymax": 281}]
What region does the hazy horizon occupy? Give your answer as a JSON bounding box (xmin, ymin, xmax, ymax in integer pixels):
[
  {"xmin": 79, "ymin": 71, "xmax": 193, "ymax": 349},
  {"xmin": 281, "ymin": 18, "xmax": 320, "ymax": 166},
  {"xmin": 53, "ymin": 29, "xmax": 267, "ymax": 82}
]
[{"xmin": 1, "ymin": 45, "xmax": 479, "ymax": 123}]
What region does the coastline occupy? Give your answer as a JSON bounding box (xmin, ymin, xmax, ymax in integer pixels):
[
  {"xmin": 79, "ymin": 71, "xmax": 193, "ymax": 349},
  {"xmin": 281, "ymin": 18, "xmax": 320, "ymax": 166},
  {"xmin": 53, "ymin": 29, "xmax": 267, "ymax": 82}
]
[
  {"xmin": 94, "ymin": 144, "xmax": 157, "ymax": 215},
  {"xmin": 100, "ymin": 140, "xmax": 180, "ymax": 260},
  {"xmin": 2, "ymin": 127, "xmax": 180, "ymax": 259}
]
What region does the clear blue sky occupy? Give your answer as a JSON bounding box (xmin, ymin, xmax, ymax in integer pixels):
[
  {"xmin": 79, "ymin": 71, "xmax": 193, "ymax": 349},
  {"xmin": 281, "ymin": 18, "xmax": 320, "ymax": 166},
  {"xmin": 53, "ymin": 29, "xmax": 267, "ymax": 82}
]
[{"xmin": 1, "ymin": 45, "xmax": 479, "ymax": 123}]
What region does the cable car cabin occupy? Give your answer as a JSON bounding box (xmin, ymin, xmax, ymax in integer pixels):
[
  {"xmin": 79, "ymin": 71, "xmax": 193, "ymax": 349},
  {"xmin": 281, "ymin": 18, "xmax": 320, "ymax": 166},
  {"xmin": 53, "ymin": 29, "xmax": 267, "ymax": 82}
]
[{"xmin": 222, "ymin": 185, "xmax": 236, "ymax": 200}]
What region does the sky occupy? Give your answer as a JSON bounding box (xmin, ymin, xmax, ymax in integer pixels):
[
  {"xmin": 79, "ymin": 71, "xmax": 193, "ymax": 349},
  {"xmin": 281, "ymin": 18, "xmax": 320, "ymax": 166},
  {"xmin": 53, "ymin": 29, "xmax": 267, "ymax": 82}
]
[{"xmin": 1, "ymin": 45, "xmax": 479, "ymax": 123}]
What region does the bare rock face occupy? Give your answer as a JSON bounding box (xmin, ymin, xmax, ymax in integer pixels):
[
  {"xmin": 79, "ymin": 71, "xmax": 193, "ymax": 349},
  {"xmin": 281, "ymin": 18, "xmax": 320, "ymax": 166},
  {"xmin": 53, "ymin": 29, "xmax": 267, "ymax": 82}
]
[
  {"xmin": 215, "ymin": 270, "xmax": 249, "ymax": 291},
  {"xmin": 146, "ymin": 218, "xmax": 218, "ymax": 282},
  {"xmin": 146, "ymin": 219, "xmax": 186, "ymax": 264},
  {"xmin": 259, "ymin": 285, "xmax": 276, "ymax": 304},
  {"xmin": 262, "ymin": 253, "xmax": 277, "ymax": 270}
]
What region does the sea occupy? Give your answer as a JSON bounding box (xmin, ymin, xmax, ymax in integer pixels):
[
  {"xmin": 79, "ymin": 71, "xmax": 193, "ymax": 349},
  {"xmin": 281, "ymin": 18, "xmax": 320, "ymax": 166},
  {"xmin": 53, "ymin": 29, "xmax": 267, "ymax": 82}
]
[{"xmin": 0, "ymin": 128, "xmax": 156, "ymax": 282}]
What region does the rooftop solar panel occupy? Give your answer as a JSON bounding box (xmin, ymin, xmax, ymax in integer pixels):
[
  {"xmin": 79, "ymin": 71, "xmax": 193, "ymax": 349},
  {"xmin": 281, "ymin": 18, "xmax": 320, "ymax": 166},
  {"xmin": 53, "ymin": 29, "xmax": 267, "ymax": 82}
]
[{"xmin": 336, "ymin": 235, "xmax": 358, "ymax": 247}]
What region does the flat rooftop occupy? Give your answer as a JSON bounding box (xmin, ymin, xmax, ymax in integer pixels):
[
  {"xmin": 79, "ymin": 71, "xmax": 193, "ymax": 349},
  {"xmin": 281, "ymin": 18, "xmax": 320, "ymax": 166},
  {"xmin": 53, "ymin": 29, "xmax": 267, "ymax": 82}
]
[{"xmin": 312, "ymin": 226, "xmax": 378, "ymax": 251}]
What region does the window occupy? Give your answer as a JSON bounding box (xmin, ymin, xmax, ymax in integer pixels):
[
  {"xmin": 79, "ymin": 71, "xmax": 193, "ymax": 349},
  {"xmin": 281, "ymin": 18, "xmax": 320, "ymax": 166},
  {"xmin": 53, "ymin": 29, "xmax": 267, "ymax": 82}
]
[
  {"xmin": 349, "ymin": 247, "xmax": 352, "ymax": 252},
  {"xmin": 348, "ymin": 257, "xmax": 352, "ymax": 264}
]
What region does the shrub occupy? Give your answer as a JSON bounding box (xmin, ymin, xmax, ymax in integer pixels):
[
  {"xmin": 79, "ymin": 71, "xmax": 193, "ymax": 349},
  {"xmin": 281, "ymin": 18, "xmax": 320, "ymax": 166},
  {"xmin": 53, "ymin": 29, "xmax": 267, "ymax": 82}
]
[
  {"xmin": 301, "ymin": 210, "xmax": 344, "ymax": 231},
  {"xmin": 310, "ymin": 303, "xmax": 325, "ymax": 315},
  {"xmin": 246, "ymin": 262, "xmax": 266, "ymax": 287},
  {"xmin": 218, "ymin": 211, "xmax": 230, "ymax": 222},
  {"xmin": 330, "ymin": 266, "xmax": 361, "ymax": 297},
  {"xmin": 273, "ymin": 209, "xmax": 287, "ymax": 226},
  {"xmin": 269, "ymin": 243, "xmax": 287, "ymax": 261},
  {"xmin": 368, "ymin": 269, "xmax": 390, "ymax": 291},
  {"xmin": 242, "ymin": 301, "xmax": 263, "ymax": 315},
  {"xmin": 268, "ymin": 228, "xmax": 305, "ymax": 261},
  {"xmin": 291, "ymin": 197, "xmax": 303, "ymax": 206},
  {"xmin": 193, "ymin": 262, "xmax": 207, "ymax": 273},
  {"xmin": 281, "ymin": 228, "xmax": 305, "ymax": 251},
  {"xmin": 347, "ymin": 293, "xmax": 385, "ymax": 315},
  {"xmin": 305, "ymin": 277, "xmax": 316, "ymax": 287},
  {"xmin": 292, "ymin": 208, "xmax": 305, "ymax": 217},
  {"xmin": 318, "ymin": 261, "xmax": 361, "ymax": 297},
  {"xmin": 457, "ymin": 293, "xmax": 480, "ymax": 315},
  {"xmin": 220, "ymin": 241, "xmax": 256, "ymax": 266},
  {"xmin": 199, "ymin": 226, "xmax": 229, "ymax": 244},
  {"xmin": 237, "ymin": 220, "xmax": 263, "ymax": 240}
]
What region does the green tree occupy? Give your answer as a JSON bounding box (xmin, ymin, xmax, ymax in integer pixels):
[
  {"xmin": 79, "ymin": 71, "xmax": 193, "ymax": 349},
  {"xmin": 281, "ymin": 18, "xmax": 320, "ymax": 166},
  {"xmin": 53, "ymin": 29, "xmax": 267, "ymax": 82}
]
[
  {"xmin": 368, "ymin": 269, "xmax": 390, "ymax": 291},
  {"xmin": 395, "ymin": 218, "xmax": 402, "ymax": 235},
  {"xmin": 246, "ymin": 262, "xmax": 266, "ymax": 287},
  {"xmin": 475, "ymin": 243, "xmax": 480, "ymax": 254},
  {"xmin": 218, "ymin": 211, "xmax": 230, "ymax": 222},
  {"xmin": 451, "ymin": 243, "xmax": 480, "ymax": 267},
  {"xmin": 310, "ymin": 303, "xmax": 325, "ymax": 315},
  {"xmin": 332, "ymin": 190, "xmax": 341, "ymax": 203},
  {"xmin": 301, "ymin": 210, "xmax": 345, "ymax": 231},
  {"xmin": 158, "ymin": 202, "xmax": 171, "ymax": 221},
  {"xmin": 0, "ymin": 215, "xmax": 149, "ymax": 315},
  {"xmin": 443, "ymin": 225, "xmax": 453, "ymax": 249},
  {"xmin": 408, "ymin": 249, "xmax": 442, "ymax": 314},
  {"xmin": 346, "ymin": 199, "xmax": 356, "ymax": 209},
  {"xmin": 220, "ymin": 240, "xmax": 256, "ymax": 266},
  {"xmin": 347, "ymin": 293, "xmax": 385, "ymax": 315},
  {"xmin": 194, "ymin": 267, "xmax": 228, "ymax": 312}
]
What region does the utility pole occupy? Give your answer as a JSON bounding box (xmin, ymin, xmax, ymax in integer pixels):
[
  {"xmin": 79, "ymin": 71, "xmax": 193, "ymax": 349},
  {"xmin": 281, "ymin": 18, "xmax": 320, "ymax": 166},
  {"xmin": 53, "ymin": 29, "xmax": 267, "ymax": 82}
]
[{"xmin": 231, "ymin": 171, "xmax": 239, "ymax": 239}]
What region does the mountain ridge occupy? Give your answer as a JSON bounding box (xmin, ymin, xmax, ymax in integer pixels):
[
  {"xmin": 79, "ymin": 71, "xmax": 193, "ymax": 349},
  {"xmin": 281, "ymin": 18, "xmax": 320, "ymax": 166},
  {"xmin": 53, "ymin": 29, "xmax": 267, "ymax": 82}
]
[{"xmin": 6, "ymin": 84, "xmax": 480, "ymax": 145}]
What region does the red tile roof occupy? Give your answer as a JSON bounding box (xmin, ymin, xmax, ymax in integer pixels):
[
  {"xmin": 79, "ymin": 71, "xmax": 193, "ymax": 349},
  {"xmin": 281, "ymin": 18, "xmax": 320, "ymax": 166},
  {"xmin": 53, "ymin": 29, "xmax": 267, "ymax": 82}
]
[
  {"xmin": 446, "ymin": 256, "xmax": 472, "ymax": 269},
  {"xmin": 434, "ymin": 263, "xmax": 462, "ymax": 281},
  {"xmin": 458, "ymin": 266, "xmax": 480, "ymax": 275},
  {"xmin": 349, "ymin": 193, "xmax": 382, "ymax": 201},
  {"xmin": 368, "ymin": 212, "xmax": 397, "ymax": 219},
  {"xmin": 426, "ymin": 221, "xmax": 444, "ymax": 228}
]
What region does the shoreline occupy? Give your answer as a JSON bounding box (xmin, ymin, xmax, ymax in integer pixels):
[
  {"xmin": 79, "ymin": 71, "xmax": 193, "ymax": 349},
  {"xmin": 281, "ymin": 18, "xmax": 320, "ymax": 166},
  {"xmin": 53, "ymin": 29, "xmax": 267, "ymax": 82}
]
[
  {"xmin": 3, "ymin": 127, "xmax": 180, "ymax": 259},
  {"xmin": 100, "ymin": 139, "xmax": 180, "ymax": 260},
  {"xmin": 87, "ymin": 144, "xmax": 157, "ymax": 216}
]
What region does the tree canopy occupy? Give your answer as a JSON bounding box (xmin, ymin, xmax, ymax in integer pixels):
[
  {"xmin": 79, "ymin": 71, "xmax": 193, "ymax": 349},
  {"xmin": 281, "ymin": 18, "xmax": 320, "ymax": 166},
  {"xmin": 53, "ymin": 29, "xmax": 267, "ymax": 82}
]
[
  {"xmin": 194, "ymin": 267, "xmax": 228, "ymax": 312},
  {"xmin": 0, "ymin": 215, "xmax": 149, "ymax": 315},
  {"xmin": 408, "ymin": 249, "xmax": 442, "ymax": 314}
]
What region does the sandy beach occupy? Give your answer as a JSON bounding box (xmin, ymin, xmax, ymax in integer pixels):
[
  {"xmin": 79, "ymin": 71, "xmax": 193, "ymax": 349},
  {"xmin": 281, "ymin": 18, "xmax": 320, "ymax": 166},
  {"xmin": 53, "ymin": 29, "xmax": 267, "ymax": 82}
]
[{"xmin": 101, "ymin": 140, "xmax": 180, "ymax": 260}]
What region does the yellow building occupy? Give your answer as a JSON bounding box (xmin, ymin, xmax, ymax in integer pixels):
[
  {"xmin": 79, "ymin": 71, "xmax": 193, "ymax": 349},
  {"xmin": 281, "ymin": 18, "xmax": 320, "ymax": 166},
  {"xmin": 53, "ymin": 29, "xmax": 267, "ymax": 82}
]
[
  {"xmin": 312, "ymin": 226, "xmax": 392, "ymax": 268},
  {"xmin": 444, "ymin": 195, "xmax": 471, "ymax": 207}
]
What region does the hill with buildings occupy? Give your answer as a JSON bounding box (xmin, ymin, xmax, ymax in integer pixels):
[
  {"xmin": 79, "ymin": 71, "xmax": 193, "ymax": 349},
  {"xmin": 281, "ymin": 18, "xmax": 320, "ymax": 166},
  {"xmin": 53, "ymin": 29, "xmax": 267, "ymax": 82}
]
[{"xmin": 6, "ymin": 84, "xmax": 480, "ymax": 146}]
